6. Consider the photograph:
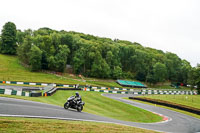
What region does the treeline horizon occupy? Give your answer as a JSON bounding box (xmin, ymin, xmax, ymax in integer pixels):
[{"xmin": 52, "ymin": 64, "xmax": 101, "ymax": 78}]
[{"xmin": 0, "ymin": 22, "xmax": 200, "ymax": 88}]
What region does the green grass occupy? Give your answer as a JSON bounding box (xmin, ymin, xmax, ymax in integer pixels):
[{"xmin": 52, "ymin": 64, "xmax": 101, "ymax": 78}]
[
  {"xmin": 0, "ymin": 54, "xmax": 84, "ymax": 84},
  {"xmin": 126, "ymin": 97, "xmax": 200, "ymax": 119},
  {"xmin": 139, "ymin": 95, "xmax": 200, "ymax": 109},
  {"xmin": 0, "ymin": 117, "xmax": 159, "ymax": 133},
  {"xmin": 0, "ymin": 90, "xmax": 163, "ymax": 123}
]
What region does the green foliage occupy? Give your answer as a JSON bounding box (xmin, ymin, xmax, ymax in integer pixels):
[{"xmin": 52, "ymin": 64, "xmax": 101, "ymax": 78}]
[
  {"xmin": 29, "ymin": 45, "xmax": 42, "ymax": 71},
  {"xmin": 16, "ymin": 30, "xmax": 25, "ymax": 45},
  {"xmin": 188, "ymin": 66, "xmax": 200, "ymax": 93},
  {"xmin": 178, "ymin": 60, "xmax": 191, "ymax": 84},
  {"xmin": 17, "ymin": 35, "xmax": 32, "ymax": 64},
  {"xmin": 0, "ymin": 22, "xmax": 17, "ymax": 54},
  {"xmin": 112, "ymin": 66, "xmax": 122, "ymax": 79},
  {"xmin": 54, "ymin": 45, "xmax": 70, "ymax": 72},
  {"xmin": 2, "ymin": 22, "xmax": 197, "ymax": 84},
  {"xmin": 0, "ymin": 37, "xmax": 2, "ymax": 51},
  {"xmin": 91, "ymin": 58, "xmax": 111, "ymax": 78},
  {"xmin": 153, "ymin": 62, "xmax": 167, "ymax": 83}
]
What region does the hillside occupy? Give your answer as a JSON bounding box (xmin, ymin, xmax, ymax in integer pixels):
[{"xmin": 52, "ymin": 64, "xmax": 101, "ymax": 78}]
[
  {"xmin": 15, "ymin": 28, "xmax": 191, "ymax": 85},
  {"xmin": 0, "ymin": 54, "xmax": 124, "ymax": 87},
  {"xmin": 0, "ymin": 54, "xmax": 82, "ymax": 84},
  {"xmin": 1, "ymin": 23, "xmax": 199, "ymax": 88}
]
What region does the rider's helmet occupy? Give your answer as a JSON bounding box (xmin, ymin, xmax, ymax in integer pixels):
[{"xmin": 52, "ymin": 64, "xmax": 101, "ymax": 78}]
[{"xmin": 75, "ymin": 92, "xmax": 79, "ymax": 97}]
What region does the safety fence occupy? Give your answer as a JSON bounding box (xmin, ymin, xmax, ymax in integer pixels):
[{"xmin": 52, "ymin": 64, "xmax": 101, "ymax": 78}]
[
  {"xmin": 0, "ymin": 88, "xmax": 30, "ymax": 96},
  {"xmin": 0, "ymin": 81, "xmax": 76, "ymax": 88},
  {"xmin": 141, "ymin": 89, "xmax": 197, "ymax": 95},
  {"xmin": 82, "ymin": 88, "xmax": 197, "ymax": 95},
  {"xmin": 0, "ymin": 80, "xmax": 198, "ymax": 96}
]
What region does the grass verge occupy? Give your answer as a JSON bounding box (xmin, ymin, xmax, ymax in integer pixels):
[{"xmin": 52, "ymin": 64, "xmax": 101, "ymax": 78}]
[
  {"xmin": 0, "ymin": 90, "xmax": 162, "ymax": 123},
  {"xmin": 125, "ymin": 96, "xmax": 200, "ymax": 119},
  {"xmin": 0, "ymin": 117, "xmax": 159, "ymax": 133},
  {"xmin": 0, "ymin": 54, "xmax": 84, "ymax": 85},
  {"xmin": 139, "ymin": 95, "xmax": 200, "ymax": 109}
]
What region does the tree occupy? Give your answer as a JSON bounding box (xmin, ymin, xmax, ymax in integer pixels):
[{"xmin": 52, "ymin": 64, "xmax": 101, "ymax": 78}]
[
  {"xmin": 16, "ymin": 30, "xmax": 25, "ymax": 45},
  {"xmin": 72, "ymin": 47, "xmax": 86, "ymax": 74},
  {"xmin": 0, "ymin": 37, "xmax": 2, "ymax": 52},
  {"xmin": 0, "ymin": 22, "xmax": 17, "ymax": 54},
  {"xmin": 54, "ymin": 45, "xmax": 70, "ymax": 72},
  {"xmin": 196, "ymin": 67, "xmax": 200, "ymax": 94},
  {"xmin": 112, "ymin": 66, "xmax": 122, "ymax": 79},
  {"xmin": 48, "ymin": 56, "xmax": 56, "ymax": 70},
  {"xmin": 153, "ymin": 62, "xmax": 167, "ymax": 83},
  {"xmin": 29, "ymin": 45, "xmax": 42, "ymax": 71},
  {"xmin": 165, "ymin": 52, "xmax": 182, "ymax": 82},
  {"xmin": 178, "ymin": 60, "xmax": 191, "ymax": 84},
  {"xmin": 188, "ymin": 66, "xmax": 200, "ymax": 93},
  {"xmin": 91, "ymin": 59, "xmax": 111, "ymax": 78},
  {"xmin": 90, "ymin": 50, "xmax": 111, "ymax": 78},
  {"xmin": 146, "ymin": 73, "xmax": 156, "ymax": 85},
  {"xmin": 41, "ymin": 51, "xmax": 48, "ymax": 69},
  {"xmin": 17, "ymin": 35, "xmax": 32, "ymax": 64}
]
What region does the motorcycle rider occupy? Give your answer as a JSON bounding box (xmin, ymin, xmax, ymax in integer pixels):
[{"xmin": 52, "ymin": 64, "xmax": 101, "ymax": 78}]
[
  {"xmin": 64, "ymin": 91, "xmax": 84, "ymax": 112},
  {"xmin": 74, "ymin": 92, "xmax": 82, "ymax": 104}
]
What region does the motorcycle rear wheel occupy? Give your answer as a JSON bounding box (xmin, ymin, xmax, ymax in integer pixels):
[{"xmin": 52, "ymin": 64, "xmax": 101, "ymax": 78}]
[{"xmin": 64, "ymin": 102, "xmax": 70, "ymax": 109}]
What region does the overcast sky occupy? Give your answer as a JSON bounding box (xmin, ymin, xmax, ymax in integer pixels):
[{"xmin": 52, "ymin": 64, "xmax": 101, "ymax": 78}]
[{"xmin": 0, "ymin": 0, "xmax": 199, "ymax": 66}]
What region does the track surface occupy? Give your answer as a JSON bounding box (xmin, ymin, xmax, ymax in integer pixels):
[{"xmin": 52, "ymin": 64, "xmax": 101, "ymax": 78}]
[{"xmin": 0, "ymin": 94, "xmax": 200, "ymax": 133}]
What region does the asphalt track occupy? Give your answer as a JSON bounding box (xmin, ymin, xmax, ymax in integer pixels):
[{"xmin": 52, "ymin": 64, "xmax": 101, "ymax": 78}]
[{"xmin": 0, "ymin": 94, "xmax": 200, "ymax": 133}]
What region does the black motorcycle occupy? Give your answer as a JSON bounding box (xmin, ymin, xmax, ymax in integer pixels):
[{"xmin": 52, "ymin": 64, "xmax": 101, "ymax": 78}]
[{"xmin": 64, "ymin": 96, "xmax": 85, "ymax": 112}]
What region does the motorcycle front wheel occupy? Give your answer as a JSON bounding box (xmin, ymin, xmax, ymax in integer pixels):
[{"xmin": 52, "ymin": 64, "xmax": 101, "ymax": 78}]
[{"xmin": 77, "ymin": 106, "xmax": 83, "ymax": 112}]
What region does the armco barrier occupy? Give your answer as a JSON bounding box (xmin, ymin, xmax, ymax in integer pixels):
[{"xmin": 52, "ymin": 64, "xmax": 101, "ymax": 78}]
[
  {"xmin": 82, "ymin": 88, "xmax": 197, "ymax": 95},
  {"xmin": 0, "ymin": 88, "xmax": 30, "ymax": 97},
  {"xmin": 141, "ymin": 89, "xmax": 197, "ymax": 95},
  {"xmin": 44, "ymin": 87, "xmax": 81, "ymax": 96},
  {"xmin": 0, "ymin": 80, "xmax": 76, "ymax": 88},
  {"xmin": 89, "ymin": 86, "xmax": 197, "ymax": 95},
  {"xmin": 83, "ymin": 88, "xmax": 131, "ymax": 94},
  {"xmin": 129, "ymin": 97, "xmax": 200, "ymax": 115}
]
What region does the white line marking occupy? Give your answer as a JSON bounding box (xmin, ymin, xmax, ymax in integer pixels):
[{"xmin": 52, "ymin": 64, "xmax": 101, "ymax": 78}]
[
  {"xmin": 30, "ymin": 83, "xmax": 36, "ymax": 85},
  {"xmin": 41, "ymin": 83, "xmax": 48, "ymax": 86},
  {"xmin": 17, "ymin": 82, "xmax": 23, "ymax": 85},
  {"xmin": 4, "ymin": 89, "xmax": 12, "ymax": 95},
  {"xmin": 63, "ymin": 85, "xmax": 69, "ymax": 87},
  {"xmin": 16, "ymin": 91, "xmax": 22, "ymax": 96},
  {"xmin": 6, "ymin": 81, "xmax": 11, "ymax": 84}
]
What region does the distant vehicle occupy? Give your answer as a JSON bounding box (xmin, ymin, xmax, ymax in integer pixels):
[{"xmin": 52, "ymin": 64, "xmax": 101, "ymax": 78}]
[{"xmin": 64, "ymin": 95, "xmax": 85, "ymax": 112}]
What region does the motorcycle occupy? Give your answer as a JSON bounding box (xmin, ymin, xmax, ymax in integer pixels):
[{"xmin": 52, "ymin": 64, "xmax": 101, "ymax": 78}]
[{"xmin": 64, "ymin": 96, "xmax": 85, "ymax": 112}]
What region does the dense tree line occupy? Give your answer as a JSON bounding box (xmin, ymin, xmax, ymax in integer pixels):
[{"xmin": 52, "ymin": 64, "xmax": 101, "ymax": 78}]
[{"xmin": 0, "ymin": 22, "xmax": 200, "ymax": 88}]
